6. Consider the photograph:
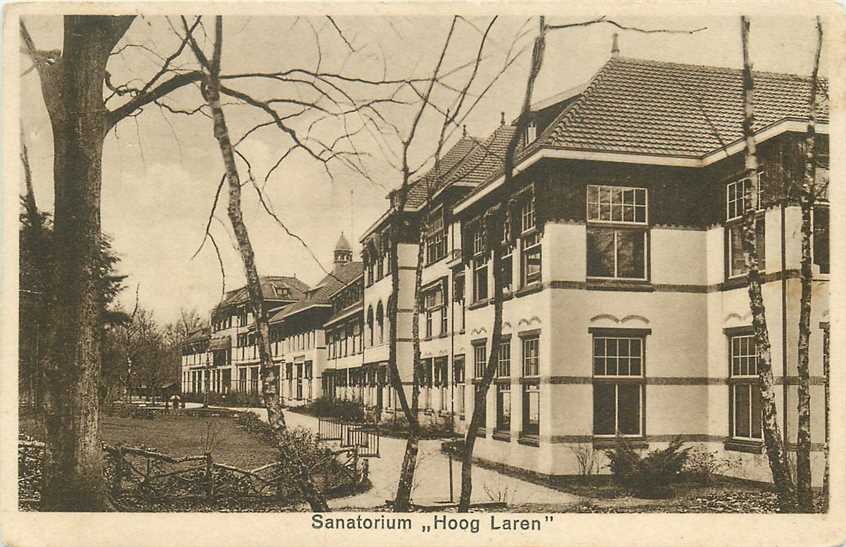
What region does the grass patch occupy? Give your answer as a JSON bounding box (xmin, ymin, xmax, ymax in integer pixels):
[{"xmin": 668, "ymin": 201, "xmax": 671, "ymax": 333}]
[{"xmin": 21, "ymin": 414, "xmax": 277, "ymax": 469}]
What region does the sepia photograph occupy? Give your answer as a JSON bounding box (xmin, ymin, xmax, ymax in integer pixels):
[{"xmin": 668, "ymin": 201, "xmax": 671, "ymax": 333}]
[{"xmin": 3, "ymin": 3, "xmax": 845, "ymax": 544}]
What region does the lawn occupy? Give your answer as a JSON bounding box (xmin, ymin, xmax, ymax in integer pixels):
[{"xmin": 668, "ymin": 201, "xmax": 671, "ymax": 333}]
[{"xmin": 20, "ymin": 414, "xmax": 279, "ymax": 469}]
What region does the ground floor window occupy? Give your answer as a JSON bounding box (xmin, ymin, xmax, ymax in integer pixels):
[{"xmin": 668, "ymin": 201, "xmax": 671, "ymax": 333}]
[
  {"xmin": 592, "ymin": 332, "xmax": 645, "ymax": 436},
  {"xmin": 239, "ymin": 367, "xmax": 247, "ymax": 392},
  {"xmin": 521, "ymin": 382, "xmax": 539, "ymax": 435},
  {"xmin": 496, "ymin": 383, "xmax": 511, "ymax": 432},
  {"xmin": 250, "ymin": 366, "xmax": 259, "ymax": 394},
  {"xmin": 475, "ymin": 386, "xmax": 487, "ymax": 430},
  {"xmin": 454, "ymin": 355, "xmax": 465, "ymax": 416},
  {"xmin": 729, "ymin": 333, "xmax": 762, "ymax": 440}
]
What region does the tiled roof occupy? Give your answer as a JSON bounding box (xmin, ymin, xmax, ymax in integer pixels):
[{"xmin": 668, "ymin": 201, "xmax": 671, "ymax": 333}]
[
  {"xmin": 269, "ymin": 262, "xmax": 363, "ymax": 323},
  {"xmin": 536, "ymin": 56, "xmax": 829, "ymax": 158},
  {"xmin": 404, "ymin": 136, "xmax": 482, "ymax": 209},
  {"xmin": 215, "ymin": 275, "xmax": 310, "ymax": 310},
  {"xmin": 446, "ymin": 125, "xmax": 517, "ymax": 187}
]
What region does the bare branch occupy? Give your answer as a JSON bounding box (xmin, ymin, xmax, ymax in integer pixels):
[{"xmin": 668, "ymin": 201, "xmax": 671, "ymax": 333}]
[
  {"xmin": 191, "ymin": 173, "xmax": 227, "ymax": 260},
  {"xmin": 326, "ymin": 16, "xmax": 355, "ymax": 51}
]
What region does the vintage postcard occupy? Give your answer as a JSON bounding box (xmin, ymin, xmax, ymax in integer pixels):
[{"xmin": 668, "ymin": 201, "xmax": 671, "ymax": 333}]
[{"xmin": 2, "ymin": 1, "xmax": 845, "ymax": 545}]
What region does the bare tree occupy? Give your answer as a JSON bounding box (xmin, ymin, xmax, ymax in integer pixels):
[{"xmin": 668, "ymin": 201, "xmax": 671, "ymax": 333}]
[
  {"xmin": 795, "ymin": 16, "xmax": 823, "ymax": 513},
  {"xmin": 186, "ymin": 16, "xmax": 331, "ymax": 511},
  {"xmin": 739, "ymin": 15, "xmax": 795, "ymax": 512},
  {"xmin": 457, "ymin": 15, "xmax": 704, "ymax": 512}
]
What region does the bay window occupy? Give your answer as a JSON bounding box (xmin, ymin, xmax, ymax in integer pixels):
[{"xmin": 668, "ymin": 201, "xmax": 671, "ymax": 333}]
[
  {"xmin": 586, "ymin": 185, "xmax": 648, "ymax": 281},
  {"xmin": 592, "ymin": 332, "xmax": 644, "ymax": 436}
]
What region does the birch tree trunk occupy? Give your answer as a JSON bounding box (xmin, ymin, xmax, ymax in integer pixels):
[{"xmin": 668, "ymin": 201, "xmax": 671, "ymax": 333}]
[
  {"xmin": 458, "ymin": 207, "xmax": 505, "ymax": 512},
  {"xmin": 822, "ymin": 323, "xmax": 830, "ymax": 510},
  {"xmin": 795, "ymin": 16, "xmax": 823, "ymax": 513},
  {"xmin": 393, "ymin": 223, "xmax": 427, "ymax": 510},
  {"xmin": 458, "ymin": 15, "xmax": 546, "ymax": 513},
  {"xmin": 200, "ymin": 17, "xmax": 329, "ymax": 512},
  {"xmin": 739, "ymin": 15, "xmax": 795, "ymax": 512}
]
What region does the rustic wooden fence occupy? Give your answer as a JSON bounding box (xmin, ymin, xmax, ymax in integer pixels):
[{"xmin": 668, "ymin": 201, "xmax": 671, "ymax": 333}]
[{"xmin": 18, "ymin": 437, "xmax": 367, "ymax": 505}]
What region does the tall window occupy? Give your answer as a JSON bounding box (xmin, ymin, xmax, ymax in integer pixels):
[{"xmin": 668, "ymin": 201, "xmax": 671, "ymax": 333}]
[
  {"xmin": 497, "ymin": 340, "xmax": 511, "ymax": 377},
  {"xmin": 592, "ymin": 333, "xmax": 644, "ymax": 436},
  {"xmin": 521, "ymin": 335, "xmax": 540, "ymax": 436},
  {"xmin": 473, "ymin": 342, "xmax": 487, "ymax": 378},
  {"xmin": 453, "ymin": 271, "xmax": 465, "ymax": 332},
  {"xmin": 422, "ymin": 358, "xmax": 433, "ymax": 410},
  {"xmin": 454, "ymin": 355, "xmax": 466, "ymax": 415},
  {"xmin": 426, "ymin": 208, "xmax": 446, "ymax": 264},
  {"xmin": 424, "ymin": 290, "xmax": 435, "ymax": 338},
  {"xmin": 814, "ymin": 205, "xmax": 830, "ymax": 274},
  {"xmin": 376, "ymin": 302, "xmax": 384, "ymax": 344},
  {"xmin": 382, "ymin": 230, "xmax": 392, "ymax": 275},
  {"xmin": 367, "ymin": 306, "xmax": 374, "ymax": 347},
  {"xmin": 729, "ymin": 333, "xmax": 762, "ymax": 441},
  {"xmin": 586, "ymin": 185, "xmax": 648, "ymax": 280},
  {"xmin": 473, "ymin": 226, "xmax": 488, "ymax": 302},
  {"xmin": 725, "ymin": 176, "xmax": 766, "ymax": 278},
  {"xmin": 496, "ymin": 339, "xmax": 511, "ymax": 433},
  {"xmin": 435, "ymin": 356, "xmax": 449, "ymax": 411}
]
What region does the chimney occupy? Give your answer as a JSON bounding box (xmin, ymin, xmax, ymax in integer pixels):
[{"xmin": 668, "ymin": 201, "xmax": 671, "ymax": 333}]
[
  {"xmin": 500, "ymin": 112, "xmax": 505, "ymax": 126},
  {"xmin": 611, "ymin": 33, "xmax": 620, "ymax": 57}
]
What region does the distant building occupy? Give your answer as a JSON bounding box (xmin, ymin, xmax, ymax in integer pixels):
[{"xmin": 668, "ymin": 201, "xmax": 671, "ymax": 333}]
[{"xmin": 182, "ymin": 48, "xmax": 829, "ymax": 486}]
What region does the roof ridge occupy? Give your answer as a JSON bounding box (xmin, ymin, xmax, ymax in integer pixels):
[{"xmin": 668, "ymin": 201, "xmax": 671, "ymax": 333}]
[{"xmin": 612, "ymin": 55, "xmax": 827, "ymax": 82}]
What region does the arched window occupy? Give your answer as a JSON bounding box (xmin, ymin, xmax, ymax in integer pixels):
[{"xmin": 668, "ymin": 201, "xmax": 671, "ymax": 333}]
[
  {"xmin": 367, "ymin": 305, "xmax": 374, "ymax": 347},
  {"xmin": 376, "ymin": 301, "xmax": 384, "ymax": 345}
]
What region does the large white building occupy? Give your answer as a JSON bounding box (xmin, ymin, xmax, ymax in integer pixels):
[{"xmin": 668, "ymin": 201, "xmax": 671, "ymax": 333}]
[{"xmin": 182, "ymin": 50, "xmax": 830, "ymax": 485}]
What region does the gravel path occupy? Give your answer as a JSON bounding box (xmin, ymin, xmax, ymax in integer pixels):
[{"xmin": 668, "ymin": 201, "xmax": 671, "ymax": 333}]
[{"xmin": 232, "ymin": 407, "xmax": 581, "ymax": 509}]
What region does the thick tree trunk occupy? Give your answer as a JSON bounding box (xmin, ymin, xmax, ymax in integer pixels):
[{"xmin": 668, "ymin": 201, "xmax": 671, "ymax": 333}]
[
  {"xmin": 458, "ymin": 16, "xmax": 546, "ymax": 513},
  {"xmin": 458, "ymin": 208, "xmax": 504, "ymax": 512},
  {"xmin": 202, "ymin": 17, "xmax": 328, "ymax": 512},
  {"xmin": 35, "ymin": 15, "xmax": 133, "ymax": 512},
  {"xmin": 795, "ymin": 17, "xmax": 823, "ymax": 513},
  {"xmin": 739, "ymin": 16, "xmax": 795, "ymax": 512}
]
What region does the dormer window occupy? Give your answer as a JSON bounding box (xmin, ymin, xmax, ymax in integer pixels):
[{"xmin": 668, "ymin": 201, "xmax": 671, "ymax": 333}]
[{"xmin": 523, "ymin": 119, "xmax": 537, "ymax": 145}]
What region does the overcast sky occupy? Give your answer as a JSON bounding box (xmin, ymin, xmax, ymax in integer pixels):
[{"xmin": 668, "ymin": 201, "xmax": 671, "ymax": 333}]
[{"xmin": 19, "ymin": 14, "xmax": 828, "ymax": 325}]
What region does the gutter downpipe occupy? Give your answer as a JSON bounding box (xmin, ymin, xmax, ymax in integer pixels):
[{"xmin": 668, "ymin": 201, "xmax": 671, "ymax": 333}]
[{"xmin": 781, "ymin": 203, "xmax": 789, "ymax": 449}]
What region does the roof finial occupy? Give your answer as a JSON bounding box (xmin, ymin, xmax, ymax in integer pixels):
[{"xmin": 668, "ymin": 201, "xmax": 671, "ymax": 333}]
[
  {"xmin": 611, "ymin": 33, "xmax": 620, "ymax": 58},
  {"xmin": 500, "ymin": 112, "xmax": 505, "ymax": 126},
  {"xmin": 463, "ymin": 124, "xmax": 467, "ymax": 137}
]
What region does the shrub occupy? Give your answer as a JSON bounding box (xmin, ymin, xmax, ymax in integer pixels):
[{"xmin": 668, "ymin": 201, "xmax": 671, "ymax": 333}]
[
  {"xmin": 306, "ymin": 397, "xmax": 365, "ymax": 422},
  {"xmin": 682, "ymin": 445, "xmax": 741, "ymax": 484},
  {"xmin": 605, "ymin": 436, "xmax": 691, "ymax": 498}
]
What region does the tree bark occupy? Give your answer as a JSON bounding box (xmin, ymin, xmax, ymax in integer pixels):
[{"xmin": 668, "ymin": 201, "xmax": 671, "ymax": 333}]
[
  {"xmin": 794, "ymin": 16, "xmax": 823, "ymax": 513},
  {"xmin": 392, "ymin": 221, "xmax": 427, "ymax": 510},
  {"xmin": 458, "ymin": 16, "xmax": 546, "ymax": 513},
  {"xmin": 458, "ymin": 207, "xmax": 505, "ymax": 512},
  {"xmin": 30, "ymin": 15, "xmax": 133, "ymax": 512},
  {"xmin": 739, "ymin": 15, "xmax": 795, "ymax": 512},
  {"xmin": 822, "ymin": 323, "xmax": 830, "ymax": 510},
  {"xmin": 200, "ymin": 17, "xmax": 328, "ymax": 512}
]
